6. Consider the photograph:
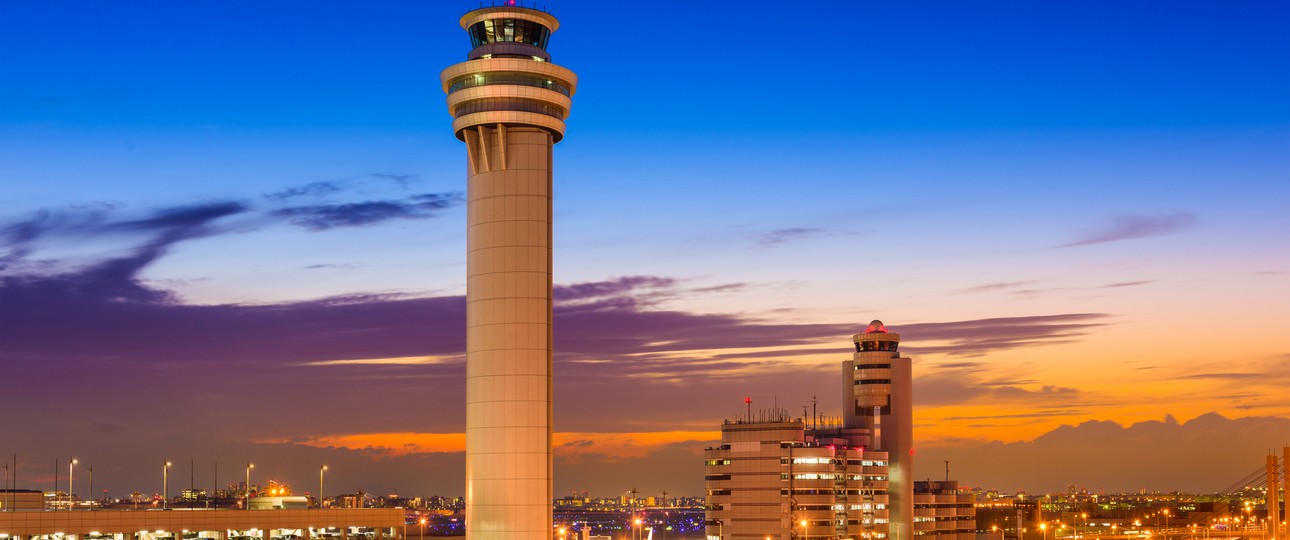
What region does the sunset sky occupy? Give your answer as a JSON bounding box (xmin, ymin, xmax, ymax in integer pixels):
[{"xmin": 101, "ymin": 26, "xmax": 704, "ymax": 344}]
[{"xmin": 2, "ymin": 0, "xmax": 1288, "ymax": 499}]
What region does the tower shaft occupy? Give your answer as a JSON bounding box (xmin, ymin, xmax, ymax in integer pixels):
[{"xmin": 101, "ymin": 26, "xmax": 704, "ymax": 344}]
[{"xmin": 465, "ymin": 124, "xmax": 554, "ymax": 540}]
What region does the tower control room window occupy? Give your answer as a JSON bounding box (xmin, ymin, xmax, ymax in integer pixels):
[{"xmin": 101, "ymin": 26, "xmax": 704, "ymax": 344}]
[{"xmin": 469, "ymin": 19, "xmax": 552, "ymax": 48}]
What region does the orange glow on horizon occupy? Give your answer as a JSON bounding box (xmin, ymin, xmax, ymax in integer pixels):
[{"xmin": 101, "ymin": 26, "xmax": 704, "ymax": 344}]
[{"xmin": 259, "ymin": 430, "xmax": 720, "ymax": 457}]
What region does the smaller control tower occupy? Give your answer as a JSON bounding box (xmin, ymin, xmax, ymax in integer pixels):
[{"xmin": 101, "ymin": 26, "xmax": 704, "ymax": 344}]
[{"xmin": 843, "ymin": 320, "xmax": 913, "ymax": 540}]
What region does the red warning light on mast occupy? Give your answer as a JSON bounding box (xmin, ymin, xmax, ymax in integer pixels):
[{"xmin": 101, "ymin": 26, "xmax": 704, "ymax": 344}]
[{"xmin": 744, "ymin": 397, "xmax": 751, "ymax": 404}]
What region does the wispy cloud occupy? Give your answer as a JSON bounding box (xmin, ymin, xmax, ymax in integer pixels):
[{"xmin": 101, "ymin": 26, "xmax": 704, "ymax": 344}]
[
  {"xmin": 264, "ymin": 181, "xmax": 344, "ymax": 201},
  {"xmin": 271, "ymin": 193, "xmax": 462, "ymax": 231},
  {"xmin": 1054, "ymin": 212, "xmax": 1197, "ymax": 248},
  {"xmin": 756, "ymin": 227, "xmax": 852, "ymax": 247},
  {"xmin": 957, "ymin": 281, "xmax": 1038, "ymax": 294}
]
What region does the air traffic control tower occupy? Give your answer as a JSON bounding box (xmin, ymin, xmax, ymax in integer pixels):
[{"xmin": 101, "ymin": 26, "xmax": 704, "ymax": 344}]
[
  {"xmin": 843, "ymin": 320, "xmax": 914, "ymax": 540},
  {"xmin": 441, "ymin": 5, "xmax": 577, "ymax": 540}
]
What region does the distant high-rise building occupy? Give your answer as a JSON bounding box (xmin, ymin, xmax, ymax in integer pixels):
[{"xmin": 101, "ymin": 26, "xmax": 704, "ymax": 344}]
[
  {"xmin": 843, "ymin": 320, "xmax": 914, "ymax": 539},
  {"xmin": 441, "ymin": 5, "xmax": 577, "ymax": 540}
]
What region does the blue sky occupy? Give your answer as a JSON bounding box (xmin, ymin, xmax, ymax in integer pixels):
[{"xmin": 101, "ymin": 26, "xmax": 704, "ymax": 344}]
[{"xmin": 1, "ymin": 0, "xmax": 1288, "ymax": 496}]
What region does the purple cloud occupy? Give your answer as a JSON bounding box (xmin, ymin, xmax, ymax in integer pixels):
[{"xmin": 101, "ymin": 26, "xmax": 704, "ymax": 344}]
[
  {"xmin": 1055, "ymin": 212, "xmax": 1198, "ymax": 248},
  {"xmin": 271, "ymin": 193, "xmax": 463, "ymax": 231},
  {"xmin": 756, "ymin": 227, "xmax": 847, "ymax": 247}
]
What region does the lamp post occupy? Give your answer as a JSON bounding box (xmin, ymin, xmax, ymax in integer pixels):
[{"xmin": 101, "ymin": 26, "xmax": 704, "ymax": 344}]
[
  {"xmin": 419, "ymin": 517, "xmax": 427, "ymax": 539},
  {"xmin": 1041, "ymin": 522, "xmax": 1048, "ymax": 540},
  {"xmin": 68, "ymin": 459, "xmax": 78, "ymax": 511},
  {"xmin": 634, "ymin": 518, "xmax": 642, "ymax": 540},
  {"xmin": 162, "ymin": 461, "xmax": 171, "ymax": 510},
  {"xmin": 245, "ymin": 462, "xmax": 255, "ymax": 510},
  {"xmin": 800, "ymin": 519, "xmax": 808, "ymax": 540},
  {"xmin": 319, "ymin": 465, "xmax": 328, "ymax": 508}
]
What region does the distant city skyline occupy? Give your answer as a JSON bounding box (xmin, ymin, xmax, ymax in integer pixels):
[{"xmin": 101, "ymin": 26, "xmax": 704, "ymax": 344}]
[{"xmin": 1, "ymin": 1, "xmax": 1288, "ymax": 498}]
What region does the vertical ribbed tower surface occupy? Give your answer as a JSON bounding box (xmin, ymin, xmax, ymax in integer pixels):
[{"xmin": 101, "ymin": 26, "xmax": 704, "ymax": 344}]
[
  {"xmin": 841, "ymin": 320, "xmax": 913, "ymax": 540},
  {"xmin": 441, "ymin": 5, "xmax": 576, "ymax": 540}
]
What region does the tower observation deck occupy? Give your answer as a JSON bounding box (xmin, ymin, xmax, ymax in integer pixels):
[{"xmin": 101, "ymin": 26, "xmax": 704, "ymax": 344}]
[{"xmin": 441, "ymin": 4, "xmax": 577, "ymax": 540}]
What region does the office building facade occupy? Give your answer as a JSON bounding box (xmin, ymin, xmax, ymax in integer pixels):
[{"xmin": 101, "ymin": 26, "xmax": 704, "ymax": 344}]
[
  {"xmin": 913, "ymin": 481, "xmax": 976, "ymax": 540},
  {"xmin": 705, "ymin": 418, "xmax": 891, "ymax": 540}
]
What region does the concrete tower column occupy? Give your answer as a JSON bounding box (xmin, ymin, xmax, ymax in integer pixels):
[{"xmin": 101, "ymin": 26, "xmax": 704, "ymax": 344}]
[{"xmin": 441, "ymin": 6, "xmax": 577, "ymax": 540}]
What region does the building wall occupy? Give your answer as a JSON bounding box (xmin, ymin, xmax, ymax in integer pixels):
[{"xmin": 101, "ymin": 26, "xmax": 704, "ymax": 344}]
[
  {"xmin": 0, "ymin": 508, "xmax": 402, "ymax": 538},
  {"xmin": 913, "ymin": 481, "xmax": 976, "ymax": 540},
  {"xmin": 0, "ymin": 490, "xmax": 44, "ymax": 511},
  {"xmin": 705, "ymin": 420, "xmax": 891, "ymax": 540}
]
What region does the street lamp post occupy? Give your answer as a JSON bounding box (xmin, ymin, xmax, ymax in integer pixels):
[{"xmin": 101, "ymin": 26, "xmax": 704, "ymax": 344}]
[
  {"xmin": 800, "ymin": 519, "xmax": 809, "ymax": 540},
  {"xmin": 1041, "ymin": 522, "xmax": 1048, "ymax": 540},
  {"xmin": 319, "ymin": 465, "xmax": 328, "ymax": 508},
  {"xmin": 162, "ymin": 461, "xmax": 172, "ymax": 510},
  {"xmin": 68, "ymin": 459, "xmax": 78, "ymax": 511},
  {"xmin": 245, "ymin": 463, "xmax": 254, "ymax": 510}
]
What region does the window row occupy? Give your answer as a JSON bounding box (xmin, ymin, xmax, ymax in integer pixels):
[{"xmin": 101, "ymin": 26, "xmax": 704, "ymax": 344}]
[
  {"xmin": 796, "ymin": 503, "xmax": 888, "ymax": 511},
  {"xmin": 453, "ymin": 97, "xmax": 567, "ymax": 120},
  {"xmin": 857, "ymin": 340, "xmax": 899, "ymax": 352},
  {"xmin": 781, "ymin": 457, "xmax": 890, "ymax": 466},
  {"xmin": 448, "ymin": 72, "xmax": 572, "ymax": 97},
  {"xmin": 469, "ymin": 19, "xmax": 552, "ymax": 48},
  {"xmin": 782, "ymin": 473, "xmax": 888, "ymax": 481}
]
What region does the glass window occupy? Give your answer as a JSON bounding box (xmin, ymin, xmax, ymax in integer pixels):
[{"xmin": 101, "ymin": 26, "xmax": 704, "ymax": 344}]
[
  {"xmin": 467, "ymin": 20, "xmax": 552, "ymax": 49},
  {"xmin": 448, "ymin": 72, "xmax": 572, "ymax": 97}
]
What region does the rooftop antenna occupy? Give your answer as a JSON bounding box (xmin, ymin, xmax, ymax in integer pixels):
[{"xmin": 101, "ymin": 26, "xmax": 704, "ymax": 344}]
[
  {"xmin": 812, "ymin": 395, "xmax": 818, "ymax": 430},
  {"xmin": 744, "ymin": 396, "xmax": 751, "ymax": 422},
  {"xmin": 945, "ymin": 460, "xmax": 950, "ymax": 482}
]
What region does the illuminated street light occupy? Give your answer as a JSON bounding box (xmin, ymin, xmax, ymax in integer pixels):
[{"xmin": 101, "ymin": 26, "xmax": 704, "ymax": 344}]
[
  {"xmin": 245, "ymin": 462, "xmax": 254, "ymax": 511},
  {"xmin": 319, "ymin": 465, "xmax": 328, "ymax": 508},
  {"xmin": 162, "ymin": 461, "xmax": 172, "ymax": 510},
  {"xmin": 67, "ymin": 458, "xmax": 79, "ymax": 512}
]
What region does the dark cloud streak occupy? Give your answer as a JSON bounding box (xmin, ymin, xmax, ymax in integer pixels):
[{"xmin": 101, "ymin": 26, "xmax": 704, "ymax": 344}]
[{"xmin": 1054, "ymin": 212, "xmax": 1197, "ymax": 248}]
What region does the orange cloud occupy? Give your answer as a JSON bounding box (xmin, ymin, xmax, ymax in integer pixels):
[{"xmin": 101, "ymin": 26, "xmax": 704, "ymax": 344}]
[{"xmin": 260, "ymin": 430, "xmax": 719, "ymax": 458}]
